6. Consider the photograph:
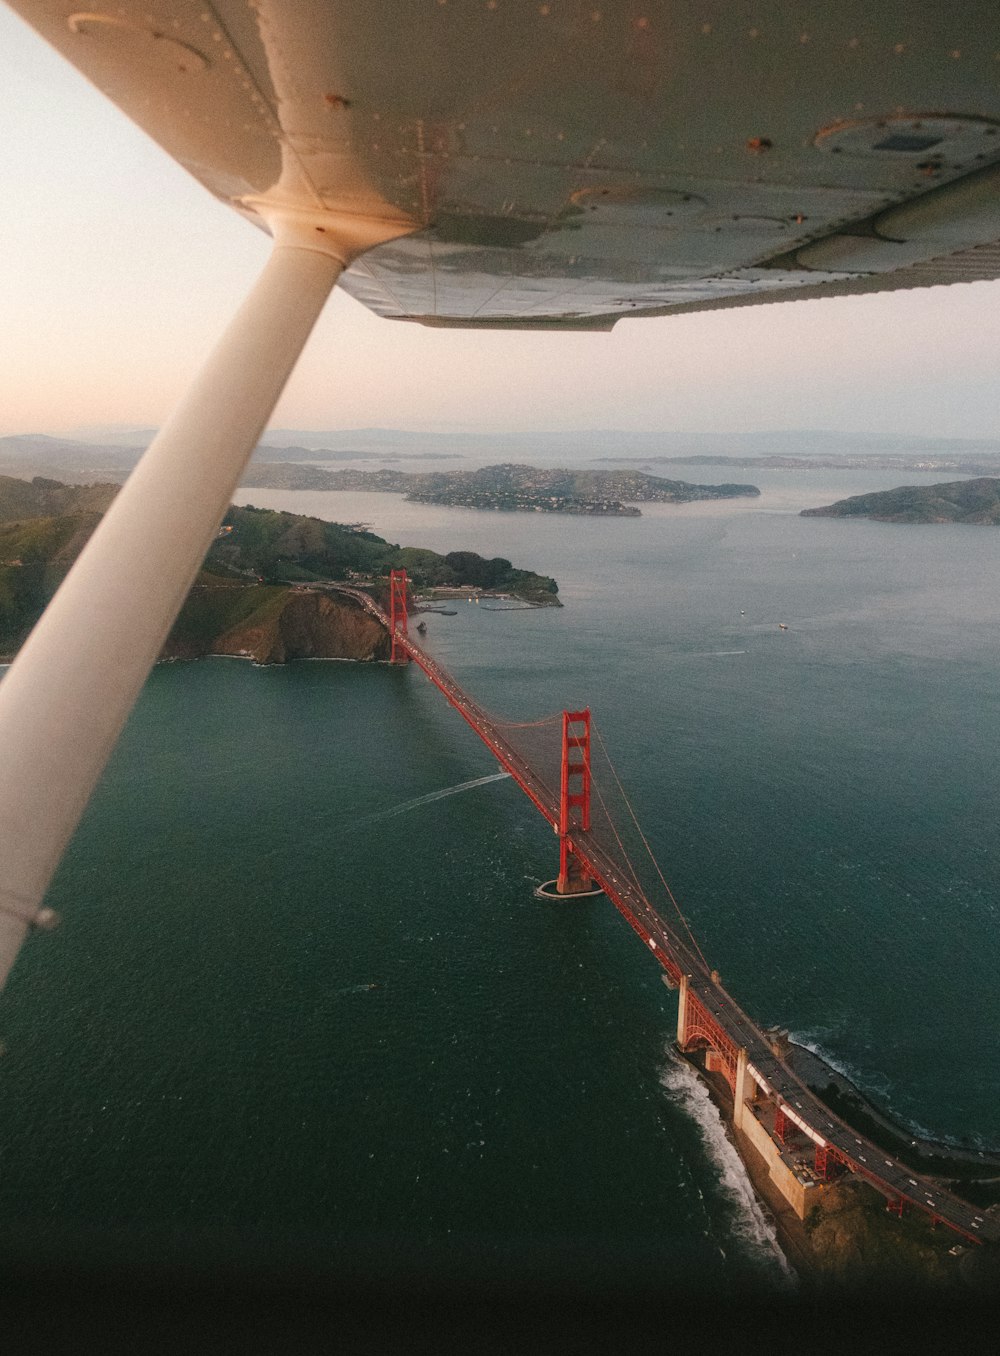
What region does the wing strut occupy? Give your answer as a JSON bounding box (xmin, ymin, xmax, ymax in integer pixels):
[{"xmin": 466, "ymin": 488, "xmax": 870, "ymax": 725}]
[{"xmin": 0, "ymin": 240, "xmax": 346, "ymax": 992}]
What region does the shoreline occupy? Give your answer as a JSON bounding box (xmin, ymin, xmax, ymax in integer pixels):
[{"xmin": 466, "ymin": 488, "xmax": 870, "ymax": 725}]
[
  {"xmin": 674, "ymin": 1047, "xmax": 818, "ymax": 1285},
  {"xmin": 782, "ymin": 1036, "xmax": 1000, "ymax": 1173},
  {"xmin": 677, "ymin": 1040, "xmax": 1000, "ymax": 1291}
]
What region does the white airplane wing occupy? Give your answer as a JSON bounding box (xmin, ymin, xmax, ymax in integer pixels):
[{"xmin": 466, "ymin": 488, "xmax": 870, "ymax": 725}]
[{"xmin": 8, "ymin": 1, "xmax": 1000, "ymax": 328}]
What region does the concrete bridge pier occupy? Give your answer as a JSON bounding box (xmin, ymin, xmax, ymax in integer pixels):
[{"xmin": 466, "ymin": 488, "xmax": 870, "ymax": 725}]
[
  {"xmin": 677, "ymin": 973, "xmax": 689, "ymax": 1047},
  {"xmin": 556, "ymin": 848, "xmax": 594, "ymax": 895}
]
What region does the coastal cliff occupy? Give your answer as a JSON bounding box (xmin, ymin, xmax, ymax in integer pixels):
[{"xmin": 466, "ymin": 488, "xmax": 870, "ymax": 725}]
[{"xmin": 165, "ymin": 585, "xmax": 389, "ymax": 665}]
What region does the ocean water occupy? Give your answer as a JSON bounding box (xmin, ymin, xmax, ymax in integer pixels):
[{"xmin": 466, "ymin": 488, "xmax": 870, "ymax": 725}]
[{"xmin": 1, "ymin": 465, "xmax": 999, "ymax": 1289}]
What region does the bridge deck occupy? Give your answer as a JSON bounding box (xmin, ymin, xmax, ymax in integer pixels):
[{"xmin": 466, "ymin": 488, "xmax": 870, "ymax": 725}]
[{"xmin": 333, "ymin": 584, "xmax": 997, "ymax": 1248}]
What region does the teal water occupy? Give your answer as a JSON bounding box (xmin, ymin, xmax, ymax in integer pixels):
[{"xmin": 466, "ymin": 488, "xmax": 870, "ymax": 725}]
[{"xmin": 2, "ymin": 468, "xmax": 999, "ymax": 1289}]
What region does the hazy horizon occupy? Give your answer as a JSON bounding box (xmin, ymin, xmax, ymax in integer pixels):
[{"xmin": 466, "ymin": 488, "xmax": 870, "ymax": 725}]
[{"xmin": 13, "ymin": 424, "xmax": 1000, "ymax": 451}]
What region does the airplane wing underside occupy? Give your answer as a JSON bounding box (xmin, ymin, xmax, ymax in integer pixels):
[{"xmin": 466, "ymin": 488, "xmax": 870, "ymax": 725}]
[{"xmin": 9, "ymin": 0, "xmax": 1000, "ymax": 328}]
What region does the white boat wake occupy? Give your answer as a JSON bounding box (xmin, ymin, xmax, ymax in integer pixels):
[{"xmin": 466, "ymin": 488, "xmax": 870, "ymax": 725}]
[{"xmin": 355, "ymin": 771, "xmax": 512, "ymax": 826}]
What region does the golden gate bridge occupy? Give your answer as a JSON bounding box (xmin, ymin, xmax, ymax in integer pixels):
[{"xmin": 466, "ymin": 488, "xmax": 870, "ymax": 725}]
[{"xmin": 331, "ymin": 570, "xmax": 995, "ymax": 1250}]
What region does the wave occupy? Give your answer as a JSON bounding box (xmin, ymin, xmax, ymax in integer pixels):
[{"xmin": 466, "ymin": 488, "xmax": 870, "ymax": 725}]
[
  {"xmin": 659, "ymin": 1051, "xmax": 796, "ymax": 1286},
  {"xmin": 353, "ymin": 771, "xmax": 512, "ymax": 827},
  {"xmin": 790, "ymin": 1031, "xmax": 982, "ymax": 1149},
  {"xmin": 788, "ymin": 1031, "xmax": 893, "ymax": 1102}
]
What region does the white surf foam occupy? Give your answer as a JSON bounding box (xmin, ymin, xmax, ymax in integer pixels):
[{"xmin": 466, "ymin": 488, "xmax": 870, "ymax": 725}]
[
  {"xmin": 789, "ymin": 1032, "xmax": 893, "ymax": 1102},
  {"xmin": 791, "ymin": 1032, "xmax": 978, "ymax": 1148},
  {"xmin": 659, "ymin": 1052, "xmax": 796, "ymax": 1286}
]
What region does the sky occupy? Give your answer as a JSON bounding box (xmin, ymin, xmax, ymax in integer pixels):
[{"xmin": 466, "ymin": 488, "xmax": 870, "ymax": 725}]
[{"xmin": 3, "ymin": 6, "xmax": 1000, "ymax": 440}]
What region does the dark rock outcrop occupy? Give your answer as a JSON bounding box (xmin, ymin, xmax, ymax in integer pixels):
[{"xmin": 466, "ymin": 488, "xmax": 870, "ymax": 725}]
[{"xmin": 206, "ymin": 590, "xmax": 389, "ymax": 665}]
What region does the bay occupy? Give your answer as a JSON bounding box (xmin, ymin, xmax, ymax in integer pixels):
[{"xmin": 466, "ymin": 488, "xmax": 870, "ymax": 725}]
[{"xmin": 1, "ymin": 463, "xmax": 998, "ymax": 1292}]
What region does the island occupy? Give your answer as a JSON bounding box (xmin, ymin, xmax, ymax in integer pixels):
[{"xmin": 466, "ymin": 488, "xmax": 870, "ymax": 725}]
[
  {"xmin": 240, "ymin": 461, "xmax": 761, "ymax": 514},
  {"xmin": 0, "ymin": 474, "xmax": 559, "ymax": 664},
  {"xmin": 801, "ymin": 477, "xmax": 1000, "ymax": 524}
]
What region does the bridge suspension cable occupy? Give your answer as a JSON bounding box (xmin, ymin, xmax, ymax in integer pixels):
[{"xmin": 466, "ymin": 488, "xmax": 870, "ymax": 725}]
[
  {"xmin": 591, "ymin": 720, "xmax": 711, "ymax": 973},
  {"xmin": 588, "ymin": 772, "xmax": 648, "ymax": 900},
  {"xmin": 493, "ymin": 714, "xmax": 563, "ymax": 730}
]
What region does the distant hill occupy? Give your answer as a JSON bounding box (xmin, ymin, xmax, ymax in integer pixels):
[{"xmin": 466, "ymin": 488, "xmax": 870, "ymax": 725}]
[
  {"xmin": 0, "ymin": 436, "xmax": 459, "ymax": 484},
  {"xmin": 0, "ymin": 439, "xmax": 140, "ymax": 482},
  {"xmin": 0, "ymin": 474, "xmax": 118, "ymax": 521},
  {"xmin": 0, "ymin": 476, "xmax": 559, "ymax": 661},
  {"xmin": 242, "ymin": 461, "xmax": 760, "ymax": 512},
  {"xmin": 600, "ymin": 453, "xmax": 1000, "ymax": 475},
  {"xmin": 401, "ymin": 462, "xmax": 760, "ymax": 509},
  {"xmin": 801, "ymin": 478, "xmax": 1000, "ymax": 525},
  {"xmin": 10, "ymin": 427, "xmax": 1000, "ymax": 484},
  {"xmin": 254, "ymin": 427, "xmax": 1000, "ymax": 458}
]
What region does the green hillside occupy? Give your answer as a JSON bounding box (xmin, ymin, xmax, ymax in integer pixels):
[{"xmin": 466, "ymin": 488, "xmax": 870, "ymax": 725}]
[
  {"xmin": 0, "ymin": 474, "xmax": 117, "ymax": 522},
  {"xmin": 0, "ymin": 478, "xmax": 559, "ymax": 659}
]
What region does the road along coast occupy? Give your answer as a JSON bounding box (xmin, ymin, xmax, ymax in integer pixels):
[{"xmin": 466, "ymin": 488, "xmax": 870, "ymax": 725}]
[{"xmin": 679, "ymin": 1040, "xmax": 1000, "ymax": 1292}]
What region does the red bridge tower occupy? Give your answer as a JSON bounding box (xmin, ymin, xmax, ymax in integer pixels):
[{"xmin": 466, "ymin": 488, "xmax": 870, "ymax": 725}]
[
  {"xmin": 389, "ymin": 568, "xmax": 409, "ymax": 664},
  {"xmin": 557, "ymin": 709, "xmax": 594, "ymax": 894}
]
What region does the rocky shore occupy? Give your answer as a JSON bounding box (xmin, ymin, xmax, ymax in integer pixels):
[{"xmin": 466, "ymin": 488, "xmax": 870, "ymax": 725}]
[
  {"xmin": 163, "ymin": 585, "xmax": 390, "ymax": 666},
  {"xmin": 681, "ymin": 1045, "xmax": 1000, "ymax": 1293}
]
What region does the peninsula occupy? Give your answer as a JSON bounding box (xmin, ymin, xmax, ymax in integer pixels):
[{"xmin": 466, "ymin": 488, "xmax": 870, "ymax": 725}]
[
  {"xmin": 0, "ymin": 474, "xmax": 558, "ymax": 663},
  {"xmin": 240, "ymin": 461, "xmax": 761, "ymax": 514},
  {"xmin": 801, "ymin": 477, "xmax": 1000, "ymax": 524}
]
